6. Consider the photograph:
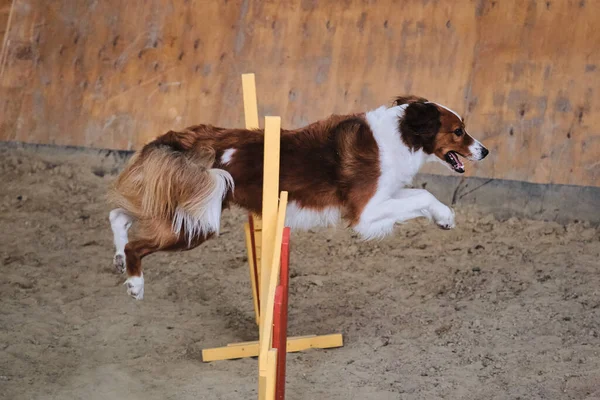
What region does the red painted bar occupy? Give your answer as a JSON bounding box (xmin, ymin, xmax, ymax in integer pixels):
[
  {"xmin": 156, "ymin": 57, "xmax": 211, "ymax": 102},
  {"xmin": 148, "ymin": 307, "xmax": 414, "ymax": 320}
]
[
  {"xmin": 275, "ymin": 227, "xmax": 291, "ymax": 400},
  {"xmin": 273, "ymin": 286, "xmax": 283, "ymax": 350}
]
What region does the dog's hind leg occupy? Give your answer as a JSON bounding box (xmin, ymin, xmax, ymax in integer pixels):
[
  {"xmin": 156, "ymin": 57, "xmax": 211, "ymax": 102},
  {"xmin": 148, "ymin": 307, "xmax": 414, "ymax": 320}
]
[
  {"xmin": 123, "ymin": 219, "xmax": 213, "ymax": 300},
  {"xmin": 123, "ymin": 239, "xmax": 155, "ymax": 300},
  {"xmin": 109, "ymin": 208, "xmax": 134, "ymax": 274}
]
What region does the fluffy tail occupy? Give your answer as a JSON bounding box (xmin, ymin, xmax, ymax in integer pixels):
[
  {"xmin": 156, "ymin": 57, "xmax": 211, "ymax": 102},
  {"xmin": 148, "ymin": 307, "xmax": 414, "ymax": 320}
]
[{"xmin": 108, "ymin": 141, "xmax": 233, "ymax": 244}]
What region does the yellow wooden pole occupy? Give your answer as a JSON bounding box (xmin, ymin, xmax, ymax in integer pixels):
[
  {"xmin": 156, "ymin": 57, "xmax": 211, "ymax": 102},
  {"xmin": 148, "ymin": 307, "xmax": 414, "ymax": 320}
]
[
  {"xmin": 242, "ymin": 73, "xmax": 262, "ymax": 324},
  {"xmin": 258, "ymin": 349, "xmax": 278, "ymax": 400},
  {"xmin": 244, "ymin": 222, "xmax": 260, "ymax": 325},
  {"xmin": 242, "ymin": 73, "xmax": 259, "ymax": 129},
  {"xmin": 259, "ymin": 116, "xmax": 281, "ymax": 319},
  {"xmin": 266, "ymin": 349, "xmax": 278, "ymax": 400}
]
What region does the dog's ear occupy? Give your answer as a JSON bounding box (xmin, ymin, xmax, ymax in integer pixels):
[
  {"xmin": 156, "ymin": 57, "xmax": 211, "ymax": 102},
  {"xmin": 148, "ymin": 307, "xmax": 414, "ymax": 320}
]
[
  {"xmin": 400, "ymin": 102, "xmax": 441, "ymax": 138},
  {"xmin": 392, "ymin": 95, "xmax": 429, "ymax": 107}
]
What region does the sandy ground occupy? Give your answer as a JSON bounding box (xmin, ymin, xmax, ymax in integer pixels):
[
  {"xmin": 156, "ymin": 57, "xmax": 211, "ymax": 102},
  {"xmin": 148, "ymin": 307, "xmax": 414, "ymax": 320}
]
[{"xmin": 0, "ymin": 145, "xmax": 599, "ymax": 400}]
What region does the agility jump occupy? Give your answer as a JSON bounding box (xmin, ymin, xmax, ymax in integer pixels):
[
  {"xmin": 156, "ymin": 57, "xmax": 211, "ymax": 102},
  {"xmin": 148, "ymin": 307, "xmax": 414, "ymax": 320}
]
[{"xmin": 201, "ymin": 74, "xmax": 344, "ymax": 399}]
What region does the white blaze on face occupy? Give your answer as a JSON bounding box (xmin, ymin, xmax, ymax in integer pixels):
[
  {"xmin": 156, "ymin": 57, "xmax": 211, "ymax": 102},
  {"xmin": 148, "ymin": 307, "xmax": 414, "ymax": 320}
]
[{"xmin": 468, "ymin": 137, "xmax": 487, "ymax": 160}]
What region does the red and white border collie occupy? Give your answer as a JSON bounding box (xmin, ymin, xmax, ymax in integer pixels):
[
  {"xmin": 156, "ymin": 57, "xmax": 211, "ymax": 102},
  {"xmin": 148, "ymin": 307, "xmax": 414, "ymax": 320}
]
[{"xmin": 108, "ymin": 95, "xmax": 489, "ymax": 299}]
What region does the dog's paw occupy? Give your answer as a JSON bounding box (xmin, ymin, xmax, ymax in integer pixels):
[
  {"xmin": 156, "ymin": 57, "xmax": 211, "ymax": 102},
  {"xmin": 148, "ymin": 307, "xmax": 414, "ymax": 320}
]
[
  {"xmin": 113, "ymin": 254, "xmax": 126, "ymax": 274},
  {"xmin": 433, "ymin": 206, "xmax": 456, "ymax": 230},
  {"xmin": 124, "ymin": 274, "xmax": 144, "ymax": 300}
]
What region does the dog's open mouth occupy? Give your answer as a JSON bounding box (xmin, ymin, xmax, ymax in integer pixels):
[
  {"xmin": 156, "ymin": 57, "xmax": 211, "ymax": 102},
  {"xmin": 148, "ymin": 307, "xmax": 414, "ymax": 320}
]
[{"xmin": 445, "ymin": 151, "xmax": 465, "ymax": 173}]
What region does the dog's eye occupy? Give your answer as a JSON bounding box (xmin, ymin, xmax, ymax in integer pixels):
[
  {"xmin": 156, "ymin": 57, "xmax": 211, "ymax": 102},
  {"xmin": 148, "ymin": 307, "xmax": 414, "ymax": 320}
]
[{"xmin": 454, "ymin": 128, "xmax": 463, "ymax": 136}]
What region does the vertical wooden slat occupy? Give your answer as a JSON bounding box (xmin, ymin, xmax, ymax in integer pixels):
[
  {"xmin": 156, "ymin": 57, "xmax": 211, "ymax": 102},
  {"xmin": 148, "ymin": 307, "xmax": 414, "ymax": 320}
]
[
  {"xmin": 241, "ymin": 73, "xmax": 262, "ymax": 322},
  {"xmin": 244, "ymin": 221, "xmax": 260, "ymax": 325},
  {"xmin": 241, "ymin": 73, "xmax": 259, "ymax": 129},
  {"xmin": 266, "ymin": 349, "xmax": 278, "ymax": 400},
  {"xmin": 259, "ymin": 116, "xmax": 281, "ymax": 319}
]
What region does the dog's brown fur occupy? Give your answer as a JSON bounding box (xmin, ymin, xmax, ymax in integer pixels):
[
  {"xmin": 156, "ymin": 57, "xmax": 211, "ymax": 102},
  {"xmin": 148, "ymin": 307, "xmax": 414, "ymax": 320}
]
[{"xmin": 109, "ymin": 113, "xmax": 380, "ymax": 279}]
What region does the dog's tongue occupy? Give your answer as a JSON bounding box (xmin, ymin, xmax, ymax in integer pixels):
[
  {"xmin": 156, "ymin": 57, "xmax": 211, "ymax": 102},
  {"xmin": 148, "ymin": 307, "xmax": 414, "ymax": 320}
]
[{"xmin": 449, "ymin": 152, "xmax": 464, "ymax": 169}]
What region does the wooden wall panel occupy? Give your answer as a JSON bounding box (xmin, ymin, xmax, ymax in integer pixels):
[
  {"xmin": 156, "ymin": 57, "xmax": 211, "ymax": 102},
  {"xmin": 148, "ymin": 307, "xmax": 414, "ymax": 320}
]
[
  {"xmin": 0, "ymin": 0, "xmax": 14, "ymax": 78},
  {"xmin": 0, "ymin": 0, "xmax": 598, "ymax": 187},
  {"xmin": 441, "ymin": 0, "xmax": 600, "ymax": 186},
  {"xmin": 0, "ymin": 1, "xmax": 11, "ymax": 39}
]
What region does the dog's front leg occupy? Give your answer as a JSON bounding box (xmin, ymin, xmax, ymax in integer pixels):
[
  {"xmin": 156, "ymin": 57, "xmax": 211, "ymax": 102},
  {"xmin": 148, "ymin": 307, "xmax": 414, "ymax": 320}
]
[{"xmin": 354, "ymin": 189, "xmax": 455, "ymax": 239}]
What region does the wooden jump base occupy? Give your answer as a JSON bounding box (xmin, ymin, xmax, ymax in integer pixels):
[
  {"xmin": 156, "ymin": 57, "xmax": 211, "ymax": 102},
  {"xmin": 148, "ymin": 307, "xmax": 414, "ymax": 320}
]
[
  {"xmin": 201, "ymin": 74, "xmax": 343, "ymax": 399},
  {"xmin": 201, "ymin": 334, "xmax": 344, "ymax": 363}
]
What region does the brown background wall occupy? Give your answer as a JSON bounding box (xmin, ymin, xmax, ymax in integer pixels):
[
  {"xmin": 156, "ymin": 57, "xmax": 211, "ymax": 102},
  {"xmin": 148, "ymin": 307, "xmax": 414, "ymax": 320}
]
[
  {"xmin": 0, "ymin": 0, "xmax": 11, "ymax": 39},
  {"xmin": 0, "ymin": 0, "xmax": 598, "ymax": 187}
]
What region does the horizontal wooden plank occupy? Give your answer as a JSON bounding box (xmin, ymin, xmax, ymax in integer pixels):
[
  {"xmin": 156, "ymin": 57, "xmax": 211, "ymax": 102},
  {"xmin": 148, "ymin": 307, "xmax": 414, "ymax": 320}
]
[{"xmin": 201, "ymin": 334, "xmax": 344, "ymax": 362}]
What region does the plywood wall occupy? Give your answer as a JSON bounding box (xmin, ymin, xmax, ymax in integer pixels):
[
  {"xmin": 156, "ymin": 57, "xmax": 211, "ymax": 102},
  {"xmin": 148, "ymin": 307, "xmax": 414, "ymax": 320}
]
[
  {"xmin": 0, "ymin": 0, "xmax": 11, "ymax": 37},
  {"xmin": 0, "ymin": 0, "xmax": 13, "ymax": 74},
  {"xmin": 0, "ymin": 0, "xmax": 598, "ymax": 187}
]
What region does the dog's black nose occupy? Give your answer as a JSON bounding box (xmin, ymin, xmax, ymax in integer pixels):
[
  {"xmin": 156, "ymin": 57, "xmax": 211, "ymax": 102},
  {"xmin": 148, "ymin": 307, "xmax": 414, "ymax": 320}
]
[{"xmin": 481, "ymin": 147, "xmax": 489, "ymax": 159}]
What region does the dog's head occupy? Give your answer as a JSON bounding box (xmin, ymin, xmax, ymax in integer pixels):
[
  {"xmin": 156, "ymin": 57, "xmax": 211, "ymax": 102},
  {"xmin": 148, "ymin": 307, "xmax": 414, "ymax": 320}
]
[{"xmin": 394, "ymin": 96, "xmax": 489, "ymax": 173}]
